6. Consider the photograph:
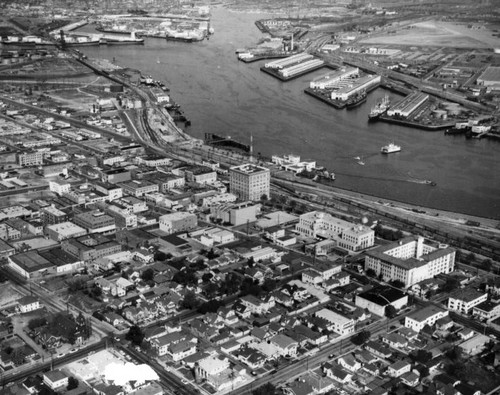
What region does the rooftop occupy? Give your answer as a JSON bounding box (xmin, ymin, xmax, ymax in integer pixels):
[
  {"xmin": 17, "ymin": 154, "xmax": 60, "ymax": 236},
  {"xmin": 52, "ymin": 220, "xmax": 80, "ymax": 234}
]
[
  {"xmin": 407, "ymin": 305, "xmax": 447, "ymax": 323},
  {"xmin": 10, "ymin": 250, "xmax": 54, "ymax": 273},
  {"xmin": 230, "ymin": 163, "xmax": 269, "ymax": 175}
]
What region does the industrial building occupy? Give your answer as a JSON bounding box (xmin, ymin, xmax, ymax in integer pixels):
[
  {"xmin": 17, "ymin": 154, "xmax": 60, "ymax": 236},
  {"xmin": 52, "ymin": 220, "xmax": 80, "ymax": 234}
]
[
  {"xmin": 386, "ymin": 92, "xmax": 429, "ymax": 118},
  {"xmin": 329, "ymin": 75, "xmax": 381, "ymax": 101},
  {"xmin": 364, "ymin": 236, "xmax": 455, "ymax": 287},
  {"xmin": 309, "ymin": 67, "xmax": 359, "ymax": 89},
  {"xmin": 477, "ymin": 66, "xmax": 500, "ymax": 88},
  {"xmin": 264, "ymin": 53, "xmax": 313, "ymax": 69},
  {"xmin": 314, "ymin": 308, "xmax": 355, "ymax": 335},
  {"xmin": 355, "ymin": 286, "xmax": 408, "ymax": 317},
  {"xmin": 229, "ymin": 164, "xmax": 270, "ymax": 202},
  {"xmin": 8, "ymin": 250, "xmax": 55, "ymax": 279}
]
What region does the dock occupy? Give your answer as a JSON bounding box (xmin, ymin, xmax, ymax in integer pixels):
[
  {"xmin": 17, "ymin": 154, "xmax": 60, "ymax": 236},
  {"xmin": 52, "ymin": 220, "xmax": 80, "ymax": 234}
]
[{"xmin": 304, "ymin": 88, "xmax": 346, "ymax": 109}]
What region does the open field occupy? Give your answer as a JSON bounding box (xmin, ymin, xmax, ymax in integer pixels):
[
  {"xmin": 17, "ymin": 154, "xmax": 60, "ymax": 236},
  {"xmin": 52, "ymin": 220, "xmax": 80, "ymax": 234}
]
[{"xmin": 361, "ymin": 21, "xmax": 500, "ymax": 48}]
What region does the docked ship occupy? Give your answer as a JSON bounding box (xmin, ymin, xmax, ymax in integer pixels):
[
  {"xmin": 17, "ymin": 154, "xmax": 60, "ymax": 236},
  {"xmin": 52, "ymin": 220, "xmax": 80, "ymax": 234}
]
[
  {"xmin": 381, "ymin": 143, "xmax": 401, "ymax": 154},
  {"xmin": 345, "ymin": 90, "xmax": 367, "ymax": 109},
  {"xmin": 369, "ymin": 94, "xmax": 390, "ymax": 120}
]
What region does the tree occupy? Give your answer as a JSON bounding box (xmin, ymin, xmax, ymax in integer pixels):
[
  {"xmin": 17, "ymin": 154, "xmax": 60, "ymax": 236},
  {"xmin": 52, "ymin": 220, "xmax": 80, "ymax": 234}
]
[
  {"xmin": 206, "ymin": 248, "xmax": 218, "ymax": 260},
  {"xmin": 262, "ymin": 278, "xmax": 277, "ymax": 293},
  {"xmin": 366, "ymin": 268, "xmax": 376, "ymax": 278},
  {"xmin": 197, "ymin": 299, "xmax": 223, "ymax": 314},
  {"xmin": 89, "ymin": 285, "xmax": 102, "ymax": 299},
  {"xmin": 389, "ymin": 280, "xmax": 405, "ymax": 289},
  {"xmin": 247, "ymin": 257, "xmax": 255, "ymax": 268},
  {"xmin": 441, "ymin": 277, "xmax": 460, "ymax": 293},
  {"xmin": 446, "ymin": 346, "xmax": 463, "ymax": 361},
  {"xmin": 202, "ymin": 272, "xmax": 213, "ymax": 283},
  {"xmin": 410, "ymin": 349, "xmax": 433, "ymax": 364},
  {"xmin": 481, "ymin": 259, "xmax": 493, "ymax": 272},
  {"xmin": 28, "ymin": 317, "xmax": 47, "ymax": 331},
  {"xmin": 140, "ymin": 268, "xmax": 155, "ymax": 282},
  {"xmin": 67, "ymin": 377, "xmax": 79, "ymax": 390},
  {"xmin": 252, "ymin": 382, "xmax": 276, "ymax": 395},
  {"xmin": 67, "ymin": 277, "xmax": 86, "ymax": 292},
  {"xmin": 154, "ymin": 251, "xmax": 168, "ymax": 261},
  {"xmin": 181, "ymin": 291, "xmax": 200, "ymax": 310},
  {"xmin": 351, "ymin": 330, "xmax": 371, "ymax": 345},
  {"xmin": 385, "ymin": 305, "xmax": 397, "ymax": 319},
  {"xmin": 204, "ymin": 283, "xmax": 219, "ymax": 299},
  {"xmin": 125, "ymin": 325, "xmax": 144, "ymax": 346}
]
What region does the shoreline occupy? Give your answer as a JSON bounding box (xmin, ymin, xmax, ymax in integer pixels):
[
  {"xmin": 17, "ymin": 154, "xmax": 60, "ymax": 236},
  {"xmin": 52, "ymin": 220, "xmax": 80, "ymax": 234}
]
[{"xmin": 272, "ymin": 171, "xmax": 500, "ymax": 224}]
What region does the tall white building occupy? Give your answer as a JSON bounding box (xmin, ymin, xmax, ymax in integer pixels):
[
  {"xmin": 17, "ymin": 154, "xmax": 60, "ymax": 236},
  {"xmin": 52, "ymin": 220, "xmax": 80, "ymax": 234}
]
[
  {"xmin": 295, "ymin": 211, "xmax": 374, "ymax": 252},
  {"xmin": 229, "ymin": 164, "xmax": 270, "ymax": 202},
  {"xmin": 364, "ymin": 236, "xmax": 455, "ymax": 287}
]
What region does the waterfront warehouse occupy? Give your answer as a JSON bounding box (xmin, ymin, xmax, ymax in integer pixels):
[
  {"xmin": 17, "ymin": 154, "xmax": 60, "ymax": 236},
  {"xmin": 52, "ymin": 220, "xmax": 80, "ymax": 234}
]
[
  {"xmin": 264, "ymin": 53, "xmax": 313, "ymax": 69},
  {"xmin": 386, "ymin": 92, "xmax": 429, "ymax": 118},
  {"xmin": 330, "ymin": 75, "xmax": 381, "ymax": 101},
  {"xmin": 309, "ymin": 67, "xmax": 359, "ymax": 89}
]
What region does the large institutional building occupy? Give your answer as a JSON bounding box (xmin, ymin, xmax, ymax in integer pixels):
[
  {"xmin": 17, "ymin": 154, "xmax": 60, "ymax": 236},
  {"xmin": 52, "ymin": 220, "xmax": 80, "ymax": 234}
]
[
  {"xmin": 295, "ymin": 211, "xmax": 374, "ymax": 252},
  {"xmin": 229, "ymin": 164, "xmax": 270, "ymax": 202},
  {"xmin": 364, "ymin": 236, "xmax": 455, "ymax": 287}
]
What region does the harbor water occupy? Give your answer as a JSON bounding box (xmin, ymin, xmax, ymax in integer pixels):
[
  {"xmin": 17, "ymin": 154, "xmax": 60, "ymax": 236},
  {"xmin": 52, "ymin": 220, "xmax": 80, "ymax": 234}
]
[{"xmin": 80, "ymin": 8, "xmax": 500, "ymax": 219}]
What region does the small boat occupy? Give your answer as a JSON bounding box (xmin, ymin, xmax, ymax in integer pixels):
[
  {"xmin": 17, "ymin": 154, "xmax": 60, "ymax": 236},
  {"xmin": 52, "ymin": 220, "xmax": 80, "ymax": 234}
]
[
  {"xmin": 357, "ymin": 160, "xmax": 365, "ymax": 166},
  {"xmin": 353, "ymin": 156, "xmax": 361, "ymax": 160}
]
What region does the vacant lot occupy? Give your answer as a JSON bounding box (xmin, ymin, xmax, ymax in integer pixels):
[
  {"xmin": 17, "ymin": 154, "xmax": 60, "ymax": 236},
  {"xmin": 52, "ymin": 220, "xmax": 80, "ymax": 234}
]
[{"xmin": 361, "ymin": 21, "xmax": 500, "ymax": 48}]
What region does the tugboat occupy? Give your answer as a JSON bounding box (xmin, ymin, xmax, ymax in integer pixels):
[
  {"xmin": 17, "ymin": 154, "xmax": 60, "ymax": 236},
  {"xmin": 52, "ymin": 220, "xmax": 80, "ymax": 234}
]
[
  {"xmin": 345, "ymin": 90, "xmax": 367, "ymax": 109},
  {"xmin": 369, "ymin": 94, "xmax": 390, "ymax": 120}
]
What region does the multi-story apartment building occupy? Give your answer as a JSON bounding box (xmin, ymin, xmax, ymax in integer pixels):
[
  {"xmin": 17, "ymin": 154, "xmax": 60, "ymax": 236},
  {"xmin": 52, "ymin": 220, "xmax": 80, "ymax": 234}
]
[
  {"xmin": 229, "ymin": 164, "xmax": 270, "ymax": 202},
  {"xmin": 314, "ymin": 308, "xmax": 355, "ymax": 335},
  {"xmin": 448, "ymin": 289, "xmax": 488, "ymax": 314},
  {"xmin": 41, "ymin": 206, "xmax": 68, "ymax": 225},
  {"xmin": 364, "ymin": 236, "xmax": 455, "ymax": 287},
  {"xmin": 295, "ymin": 211, "xmax": 374, "ymax": 252},
  {"xmin": 404, "ymin": 306, "xmax": 448, "ymax": 332},
  {"xmin": 17, "ymin": 150, "xmax": 44, "ymax": 167}
]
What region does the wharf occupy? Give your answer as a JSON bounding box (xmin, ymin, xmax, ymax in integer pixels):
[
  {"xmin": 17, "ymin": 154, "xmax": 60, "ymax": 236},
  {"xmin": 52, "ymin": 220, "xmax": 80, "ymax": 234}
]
[
  {"xmin": 378, "ymin": 115, "xmax": 455, "ymax": 131},
  {"xmin": 305, "ymin": 81, "xmax": 380, "ymax": 110},
  {"xmin": 304, "ymin": 88, "xmax": 346, "ymax": 109},
  {"xmin": 261, "ymin": 63, "xmax": 333, "ymax": 82}
]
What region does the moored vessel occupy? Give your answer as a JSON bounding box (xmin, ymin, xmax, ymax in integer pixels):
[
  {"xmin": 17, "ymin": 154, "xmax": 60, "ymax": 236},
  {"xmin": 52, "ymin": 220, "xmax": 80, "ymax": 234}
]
[{"xmin": 369, "ymin": 94, "xmax": 390, "ymax": 120}]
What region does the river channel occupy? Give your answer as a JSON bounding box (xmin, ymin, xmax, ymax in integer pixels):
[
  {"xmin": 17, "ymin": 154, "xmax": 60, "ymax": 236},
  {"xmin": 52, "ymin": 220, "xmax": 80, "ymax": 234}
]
[{"xmin": 80, "ymin": 7, "xmax": 500, "ymax": 219}]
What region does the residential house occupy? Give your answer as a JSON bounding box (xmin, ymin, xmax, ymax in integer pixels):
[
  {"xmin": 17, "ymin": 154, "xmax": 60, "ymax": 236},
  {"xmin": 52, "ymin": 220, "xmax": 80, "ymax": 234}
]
[
  {"xmin": 338, "ymin": 354, "xmax": 361, "ymax": 372},
  {"xmin": 43, "ymin": 370, "xmax": 69, "ymax": 390},
  {"xmin": 387, "ymin": 360, "xmax": 411, "ymax": 377},
  {"xmin": 322, "ymin": 362, "xmax": 352, "ymax": 384}
]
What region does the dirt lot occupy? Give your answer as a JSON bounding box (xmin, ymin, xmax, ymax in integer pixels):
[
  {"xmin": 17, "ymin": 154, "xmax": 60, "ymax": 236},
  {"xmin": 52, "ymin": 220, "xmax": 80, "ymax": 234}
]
[{"xmin": 361, "ymin": 21, "xmax": 500, "ymax": 48}]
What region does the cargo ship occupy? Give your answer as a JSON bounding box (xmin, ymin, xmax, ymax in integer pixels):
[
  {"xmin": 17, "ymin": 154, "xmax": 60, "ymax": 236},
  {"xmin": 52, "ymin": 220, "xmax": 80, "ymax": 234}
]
[
  {"xmin": 345, "ymin": 90, "xmax": 367, "ymax": 109},
  {"xmin": 369, "ymin": 94, "xmax": 390, "ymax": 120},
  {"xmin": 381, "ymin": 143, "xmax": 401, "ymax": 154}
]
